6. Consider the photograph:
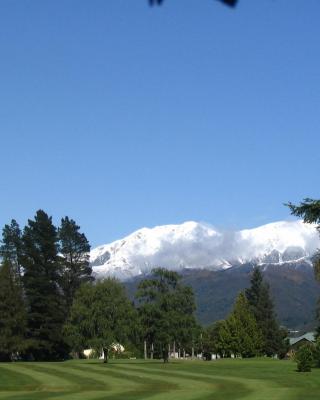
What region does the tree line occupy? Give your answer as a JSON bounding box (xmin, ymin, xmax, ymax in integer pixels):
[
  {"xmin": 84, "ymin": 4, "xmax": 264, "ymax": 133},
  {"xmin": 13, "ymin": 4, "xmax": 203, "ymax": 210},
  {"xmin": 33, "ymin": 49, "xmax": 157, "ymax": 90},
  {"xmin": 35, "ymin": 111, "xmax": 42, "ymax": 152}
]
[
  {"xmin": 0, "ymin": 208, "xmax": 310, "ymax": 363},
  {"xmin": 0, "ymin": 210, "xmax": 92, "ymax": 361}
]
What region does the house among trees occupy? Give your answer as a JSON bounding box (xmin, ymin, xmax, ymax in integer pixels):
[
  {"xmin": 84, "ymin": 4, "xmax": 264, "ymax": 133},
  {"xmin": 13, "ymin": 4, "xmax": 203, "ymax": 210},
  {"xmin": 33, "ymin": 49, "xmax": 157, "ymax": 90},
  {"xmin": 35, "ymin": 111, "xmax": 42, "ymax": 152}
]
[{"xmin": 287, "ymin": 332, "xmax": 316, "ymax": 358}]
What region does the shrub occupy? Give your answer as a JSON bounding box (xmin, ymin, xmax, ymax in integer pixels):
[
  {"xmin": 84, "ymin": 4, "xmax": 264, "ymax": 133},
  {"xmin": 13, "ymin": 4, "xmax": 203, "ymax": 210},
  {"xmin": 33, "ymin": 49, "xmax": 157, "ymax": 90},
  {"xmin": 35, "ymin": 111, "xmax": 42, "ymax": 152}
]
[
  {"xmin": 313, "ymin": 338, "xmax": 320, "ymax": 368},
  {"xmin": 295, "ymin": 344, "xmax": 314, "ymax": 372}
]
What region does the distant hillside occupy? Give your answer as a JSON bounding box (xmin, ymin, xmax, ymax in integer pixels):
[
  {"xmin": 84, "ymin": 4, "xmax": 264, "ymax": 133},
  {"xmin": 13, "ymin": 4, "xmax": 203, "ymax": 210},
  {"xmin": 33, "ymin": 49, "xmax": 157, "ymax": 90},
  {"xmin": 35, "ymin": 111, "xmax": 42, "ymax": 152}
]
[{"xmin": 124, "ymin": 262, "xmax": 320, "ymax": 331}]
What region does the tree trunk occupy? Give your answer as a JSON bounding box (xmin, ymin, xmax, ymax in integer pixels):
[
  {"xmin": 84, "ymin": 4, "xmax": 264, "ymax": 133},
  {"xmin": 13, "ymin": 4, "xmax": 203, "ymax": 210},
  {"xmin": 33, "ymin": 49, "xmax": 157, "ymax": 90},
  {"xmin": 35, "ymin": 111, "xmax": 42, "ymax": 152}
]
[
  {"xmin": 144, "ymin": 340, "xmax": 147, "ymax": 360},
  {"xmin": 183, "ymin": 349, "xmax": 186, "ymax": 359},
  {"xmin": 163, "ymin": 346, "xmax": 169, "ymax": 363},
  {"xmin": 150, "ymin": 343, "xmax": 154, "ymax": 360},
  {"xmin": 168, "ymin": 343, "xmax": 171, "ymax": 360},
  {"xmin": 192, "ymin": 346, "xmax": 195, "ymax": 359},
  {"xmin": 103, "ymin": 347, "xmax": 109, "ymax": 363},
  {"xmin": 178, "ymin": 348, "xmax": 181, "ymax": 359},
  {"xmin": 173, "ymin": 341, "xmax": 176, "ymax": 359}
]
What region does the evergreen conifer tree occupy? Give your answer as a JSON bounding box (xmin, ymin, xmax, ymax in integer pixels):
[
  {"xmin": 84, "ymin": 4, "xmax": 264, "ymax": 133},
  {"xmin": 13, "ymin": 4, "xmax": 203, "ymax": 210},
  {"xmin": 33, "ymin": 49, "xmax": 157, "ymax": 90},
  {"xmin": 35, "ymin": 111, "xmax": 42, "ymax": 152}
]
[
  {"xmin": 0, "ymin": 260, "xmax": 27, "ymax": 361},
  {"xmin": 0, "ymin": 219, "xmax": 22, "ymax": 279},
  {"xmin": 59, "ymin": 217, "xmax": 93, "ymax": 310},
  {"xmin": 21, "ymin": 210, "xmax": 68, "ymax": 360},
  {"xmin": 245, "ymin": 267, "xmax": 287, "ymax": 356},
  {"xmin": 287, "ymin": 198, "xmax": 320, "ymax": 334},
  {"xmin": 227, "ymin": 292, "xmax": 263, "ymax": 357}
]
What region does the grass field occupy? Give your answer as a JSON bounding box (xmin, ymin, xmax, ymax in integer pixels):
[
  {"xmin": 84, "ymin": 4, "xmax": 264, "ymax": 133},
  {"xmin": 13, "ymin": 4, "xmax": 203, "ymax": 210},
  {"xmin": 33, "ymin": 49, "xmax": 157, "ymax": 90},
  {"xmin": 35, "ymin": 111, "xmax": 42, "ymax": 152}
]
[{"xmin": 0, "ymin": 358, "xmax": 319, "ymax": 400}]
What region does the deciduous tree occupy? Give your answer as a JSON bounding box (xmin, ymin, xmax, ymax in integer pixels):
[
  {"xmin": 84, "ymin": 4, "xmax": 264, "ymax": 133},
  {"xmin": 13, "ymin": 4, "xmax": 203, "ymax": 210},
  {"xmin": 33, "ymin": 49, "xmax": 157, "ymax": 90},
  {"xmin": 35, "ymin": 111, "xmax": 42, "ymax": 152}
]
[{"xmin": 65, "ymin": 278, "xmax": 135, "ymax": 363}]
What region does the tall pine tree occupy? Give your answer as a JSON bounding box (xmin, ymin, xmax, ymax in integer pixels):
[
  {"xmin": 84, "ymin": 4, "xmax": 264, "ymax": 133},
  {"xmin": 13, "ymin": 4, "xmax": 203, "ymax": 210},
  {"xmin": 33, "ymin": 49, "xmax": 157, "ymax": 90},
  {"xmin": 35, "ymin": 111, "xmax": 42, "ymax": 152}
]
[
  {"xmin": 21, "ymin": 210, "xmax": 68, "ymax": 360},
  {"xmin": 59, "ymin": 217, "xmax": 93, "ymax": 310},
  {"xmin": 0, "ymin": 260, "xmax": 27, "ymax": 361},
  {"xmin": 0, "ymin": 219, "xmax": 22, "ymax": 280},
  {"xmin": 245, "ymin": 267, "xmax": 288, "ymax": 357},
  {"xmin": 227, "ymin": 292, "xmax": 263, "ymax": 358}
]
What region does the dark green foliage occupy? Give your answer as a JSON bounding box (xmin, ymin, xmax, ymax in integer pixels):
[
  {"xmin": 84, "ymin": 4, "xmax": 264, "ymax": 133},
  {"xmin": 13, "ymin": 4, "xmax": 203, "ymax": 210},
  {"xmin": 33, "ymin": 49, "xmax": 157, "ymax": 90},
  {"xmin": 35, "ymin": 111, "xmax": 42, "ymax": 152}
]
[
  {"xmin": 287, "ymin": 198, "xmax": 320, "ymax": 281},
  {"xmin": 286, "ymin": 198, "xmax": 320, "ymax": 225},
  {"xmin": 21, "ymin": 210, "xmax": 68, "ymax": 360},
  {"xmin": 0, "ymin": 260, "xmax": 27, "ymax": 361},
  {"xmin": 125, "ymin": 264, "xmax": 319, "ymax": 331},
  {"xmin": 204, "ymin": 293, "xmax": 262, "ymax": 358},
  {"xmin": 245, "ymin": 267, "xmax": 288, "ymax": 357},
  {"xmin": 295, "ymin": 343, "xmax": 314, "ymax": 372},
  {"xmin": 136, "ymin": 268, "xmax": 198, "ymax": 361},
  {"xmin": 313, "ymin": 338, "xmax": 320, "ymax": 368},
  {"xmin": 203, "ymin": 320, "xmax": 232, "ymax": 357},
  {"xmin": 0, "ymin": 219, "xmax": 22, "ymax": 279},
  {"xmin": 287, "ymin": 198, "xmax": 320, "ymax": 335},
  {"xmin": 226, "ymin": 292, "xmax": 263, "ymax": 357},
  {"xmin": 59, "ymin": 217, "xmax": 93, "ymax": 310},
  {"xmin": 65, "ymin": 278, "xmax": 136, "ymax": 362}
]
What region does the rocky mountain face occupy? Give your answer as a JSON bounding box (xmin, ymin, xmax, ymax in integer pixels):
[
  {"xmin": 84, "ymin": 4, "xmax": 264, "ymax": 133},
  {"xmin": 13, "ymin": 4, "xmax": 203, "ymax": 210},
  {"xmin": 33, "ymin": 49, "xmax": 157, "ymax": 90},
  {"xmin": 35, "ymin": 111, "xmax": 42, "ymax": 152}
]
[{"xmin": 91, "ymin": 220, "xmax": 319, "ymax": 279}]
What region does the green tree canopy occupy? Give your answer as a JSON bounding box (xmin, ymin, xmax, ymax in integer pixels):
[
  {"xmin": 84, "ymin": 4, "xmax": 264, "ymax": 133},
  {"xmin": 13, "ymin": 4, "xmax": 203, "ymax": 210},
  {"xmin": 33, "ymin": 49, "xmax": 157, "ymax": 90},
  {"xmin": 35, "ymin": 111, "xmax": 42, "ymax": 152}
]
[
  {"xmin": 287, "ymin": 198, "xmax": 320, "ymax": 280},
  {"xmin": 21, "ymin": 210, "xmax": 68, "ymax": 361},
  {"xmin": 245, "ymin": 267, "xmax": 288, "ymax": 357},
  {"xmin": 136, "ymin": 268, "xmax": 198, "ymax": 361},
  {"xmin": 59, "ymin": 216, "xmax": 93, "ymax": 310},
  {"xmin": 0, "ymin": 260, "xmax": 27, "ymax": 361},
  {"xmin": 0, "ymin": 219, "xmax": 22, "ymax": 279},
  {"xmin": 226, "ymin": 292, "xmax": 263, "ymax": 358},
  {"xmin": 65, "ymin": 278, "xmax": 135, "ymax": 363}
]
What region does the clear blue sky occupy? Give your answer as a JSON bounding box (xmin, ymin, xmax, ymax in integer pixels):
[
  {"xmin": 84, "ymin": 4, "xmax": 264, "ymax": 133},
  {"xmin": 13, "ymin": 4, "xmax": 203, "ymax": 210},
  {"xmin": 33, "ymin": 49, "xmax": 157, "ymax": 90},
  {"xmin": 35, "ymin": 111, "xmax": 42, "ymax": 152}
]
[{"xmin": 1, "ymin": 0, "xmax": 319, "ymax": 247}]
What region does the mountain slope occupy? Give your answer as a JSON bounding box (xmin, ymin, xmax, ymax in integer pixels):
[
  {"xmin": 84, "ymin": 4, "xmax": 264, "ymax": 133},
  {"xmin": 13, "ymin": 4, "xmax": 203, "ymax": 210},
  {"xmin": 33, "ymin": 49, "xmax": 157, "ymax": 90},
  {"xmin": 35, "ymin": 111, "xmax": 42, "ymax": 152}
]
[{"xmin": 124, "ymin": 262, "xmax": 320, "ymax": 330}]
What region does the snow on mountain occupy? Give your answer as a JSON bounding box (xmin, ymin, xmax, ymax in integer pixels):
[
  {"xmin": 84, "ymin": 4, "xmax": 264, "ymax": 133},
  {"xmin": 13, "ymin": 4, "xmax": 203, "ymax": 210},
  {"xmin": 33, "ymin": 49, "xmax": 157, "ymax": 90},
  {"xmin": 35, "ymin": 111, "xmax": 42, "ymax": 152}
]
[{"xmin": 90, "ymin": 220, "xmax": 319, "ymax": 280}]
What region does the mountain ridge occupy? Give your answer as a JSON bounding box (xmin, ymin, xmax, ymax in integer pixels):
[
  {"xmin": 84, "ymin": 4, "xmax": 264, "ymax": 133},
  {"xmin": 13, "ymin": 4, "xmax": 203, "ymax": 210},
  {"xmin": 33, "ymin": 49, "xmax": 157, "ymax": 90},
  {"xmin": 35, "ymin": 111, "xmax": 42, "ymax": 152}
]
[{"xmin": 90, "ymin": 220, "xmax": 319, "ymax": 280}]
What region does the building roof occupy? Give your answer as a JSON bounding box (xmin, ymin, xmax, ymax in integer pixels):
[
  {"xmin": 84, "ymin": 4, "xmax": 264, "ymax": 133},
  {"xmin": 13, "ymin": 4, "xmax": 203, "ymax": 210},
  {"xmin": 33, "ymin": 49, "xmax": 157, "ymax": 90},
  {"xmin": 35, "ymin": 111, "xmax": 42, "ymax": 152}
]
[{"xmin": 289, "ymin": 332, "xmax": 316, "ymax": 346}]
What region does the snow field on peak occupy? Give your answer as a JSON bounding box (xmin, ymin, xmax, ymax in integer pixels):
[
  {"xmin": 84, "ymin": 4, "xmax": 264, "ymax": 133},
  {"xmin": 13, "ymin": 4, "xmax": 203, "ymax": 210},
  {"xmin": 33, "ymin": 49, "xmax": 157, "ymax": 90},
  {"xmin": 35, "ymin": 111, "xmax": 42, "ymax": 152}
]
[{"xmin": 90, "ymin": 220, "xmax": 319, "ymax": 280}]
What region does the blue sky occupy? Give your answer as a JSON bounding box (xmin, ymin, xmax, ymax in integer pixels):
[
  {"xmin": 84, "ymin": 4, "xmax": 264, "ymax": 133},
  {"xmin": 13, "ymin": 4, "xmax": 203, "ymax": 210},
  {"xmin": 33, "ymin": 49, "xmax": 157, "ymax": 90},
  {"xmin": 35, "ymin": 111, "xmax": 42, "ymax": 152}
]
[{"xmin": 1, "ymin": 0, "xmax": 320, "ymax": 247}]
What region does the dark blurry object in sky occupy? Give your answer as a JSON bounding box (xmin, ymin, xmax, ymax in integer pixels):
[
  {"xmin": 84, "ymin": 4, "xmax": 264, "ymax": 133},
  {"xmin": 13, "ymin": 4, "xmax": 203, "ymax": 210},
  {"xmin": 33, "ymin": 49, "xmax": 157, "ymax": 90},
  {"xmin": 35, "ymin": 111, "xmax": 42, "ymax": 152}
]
[{"xmin": 149, "ymin": 0, "xmax": 238, "ymax": 7}]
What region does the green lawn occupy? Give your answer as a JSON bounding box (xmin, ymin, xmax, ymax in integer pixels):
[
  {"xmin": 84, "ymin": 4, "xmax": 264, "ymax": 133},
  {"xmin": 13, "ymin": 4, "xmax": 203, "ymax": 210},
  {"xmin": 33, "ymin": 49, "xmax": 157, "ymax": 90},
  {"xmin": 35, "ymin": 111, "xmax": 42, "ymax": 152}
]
[{"xmin": 0, "ymin": 358, "xmax": 319, "ymax": 400}]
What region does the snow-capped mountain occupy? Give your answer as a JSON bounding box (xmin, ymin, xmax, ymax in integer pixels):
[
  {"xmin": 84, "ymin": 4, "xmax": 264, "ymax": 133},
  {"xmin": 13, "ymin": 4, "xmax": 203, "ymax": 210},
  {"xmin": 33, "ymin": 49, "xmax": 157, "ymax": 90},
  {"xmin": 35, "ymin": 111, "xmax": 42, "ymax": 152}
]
[{"xmin": 90, "ymin": 220, "xmax": 319, "ymax": 280}]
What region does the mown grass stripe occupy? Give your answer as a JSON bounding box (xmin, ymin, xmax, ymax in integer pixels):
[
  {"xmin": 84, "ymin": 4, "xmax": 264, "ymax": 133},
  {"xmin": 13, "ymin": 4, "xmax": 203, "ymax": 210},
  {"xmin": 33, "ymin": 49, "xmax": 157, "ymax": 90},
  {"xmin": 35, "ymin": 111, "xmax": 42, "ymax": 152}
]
[
  {"xmin": 0, "ymin": 359, "xmax": 319, "ymax": 400},
  {"xmin": 68, "ymin": 363, "xmax": 177, "ymax": 400},
  {"xmin": 75, "ymin": 362, "xmax": 240, "ymax": 400},
  {"xmin": 112, "ymin": 362, "xmax": 283, "ymax": 399},
  {"xmin": 0, "ymin": 364, "xmax": 41, "ymax": 392},
  {"xmin": 112, "ymin": 361, "xmax": 295, "ymax": 400}
]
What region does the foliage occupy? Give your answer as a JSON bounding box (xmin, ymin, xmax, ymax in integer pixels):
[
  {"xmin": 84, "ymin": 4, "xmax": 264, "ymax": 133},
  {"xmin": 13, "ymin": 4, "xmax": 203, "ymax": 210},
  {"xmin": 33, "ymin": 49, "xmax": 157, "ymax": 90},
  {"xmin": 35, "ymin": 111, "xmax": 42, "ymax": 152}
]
[
  {"xmin": 286, "ymin": 198, "xmax": 320, "ymax": 336},
  {"xmin": 295, "ymin": 343, "xmax": 314, "ymax": 372},
  {"xmin": 21, "ymin": 210, "xmax": 68, "ymax": 360},
  {"xmin": 59, "ymin": 216, "xmax": 93, "ymax": 310},
  {"xmin": 286, "ymin": 198, "xmax": 320, "ymax": 281},
  {"xmin": 202, "ymin": 292, "xmax": 262, "ymax": 358},
  {"xmin": 0, "ymin": 219, "xmax": 22, "ymax": 279},
  {"xmin": 226, "ymin": 292, "xmax": 263, "ymax": 357},
  {"xmin": 136, "ymin": 268, "xmax": 198, "ymax": 361},
  {"xmin": 65, "ymin": 278, "xmax": 135, "ymax": 362},
  {"xmin": 313, "ymin": 338, "xmax": 320, "ymax": 368},
  {"xmin": 0, "ymin": 260, "xmax": 27, "ymax": 361},
  {"xmin": 245, "ymin": 267, "xmax": 288, "ymax": 357}
]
